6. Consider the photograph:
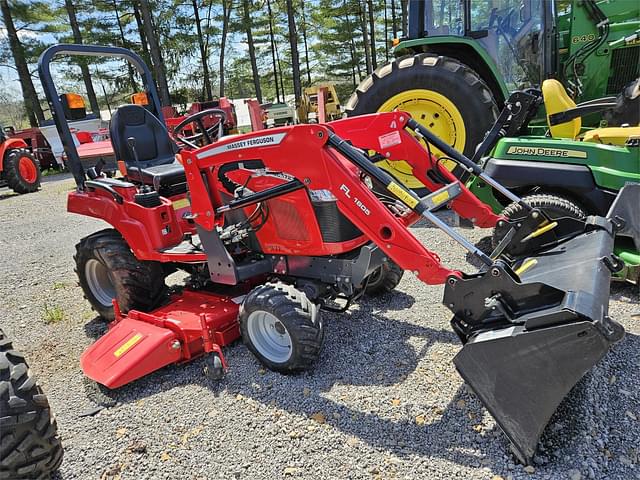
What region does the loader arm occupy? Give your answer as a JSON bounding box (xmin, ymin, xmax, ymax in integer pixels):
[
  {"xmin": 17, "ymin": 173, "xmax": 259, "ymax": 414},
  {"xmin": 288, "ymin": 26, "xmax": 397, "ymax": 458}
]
[
  {"xmin": 182, "ymin": 121, "xmax": 460, "ymax": 285},
  {"xmin": 328, "ymin": 113, "xmax": 502, "ymax": 228}
]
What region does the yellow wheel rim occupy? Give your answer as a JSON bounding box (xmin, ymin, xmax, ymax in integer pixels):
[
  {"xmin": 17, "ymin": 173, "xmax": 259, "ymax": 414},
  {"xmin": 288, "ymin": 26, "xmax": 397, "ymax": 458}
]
[{"xmin": 377, "ymin": 89, "xmax": 466, "ymax": 174}]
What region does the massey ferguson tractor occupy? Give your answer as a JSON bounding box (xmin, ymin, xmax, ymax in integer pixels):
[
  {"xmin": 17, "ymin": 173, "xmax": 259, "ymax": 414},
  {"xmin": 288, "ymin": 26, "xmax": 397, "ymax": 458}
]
[
  {"xmin": 38, "ymin": 44, "xmax": 635, "ymax": 466},
  {"xmin": 0, "ymin": 125, "xmax": 41, "ymax": 194}
]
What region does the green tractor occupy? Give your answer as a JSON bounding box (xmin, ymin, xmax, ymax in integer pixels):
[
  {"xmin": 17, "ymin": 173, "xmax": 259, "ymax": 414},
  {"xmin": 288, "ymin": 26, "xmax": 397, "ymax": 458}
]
[{"xmin": 345, "ymin": 0, "xmax": 640, "ymax": 187}]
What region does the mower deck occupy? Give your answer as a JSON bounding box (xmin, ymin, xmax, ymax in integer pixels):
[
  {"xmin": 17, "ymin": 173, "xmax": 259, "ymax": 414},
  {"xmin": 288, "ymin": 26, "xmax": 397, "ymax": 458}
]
[{"xmin": 81, "ymin": 290, "xmax": 242, "ymax": 388}]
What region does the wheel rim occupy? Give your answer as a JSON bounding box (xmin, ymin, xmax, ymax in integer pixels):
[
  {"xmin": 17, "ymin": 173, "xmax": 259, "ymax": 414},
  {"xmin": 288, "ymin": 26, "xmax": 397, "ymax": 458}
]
[
  {"xmin": 18, "ymin": 156, "xmax": 38, "ymax": 184},
  {"xmin": 246, "ymin": 310, "xmax": 292, "ymax": 363},
  {"xmin": 85, "ymin": 259, "xmax": 116, "ymax": 307},
  {"xmin": 377, "ymin": 89, "xmax": 466, "ymax": 172}
]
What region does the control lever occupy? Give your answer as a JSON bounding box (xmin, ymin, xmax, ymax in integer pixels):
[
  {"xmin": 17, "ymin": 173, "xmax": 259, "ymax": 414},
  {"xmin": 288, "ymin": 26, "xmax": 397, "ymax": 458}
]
[
  {"xmin": 86, "ymin": 158, "xmax": 106, "ymax": 180},
  {"xmin": 127, "ymin": 137, "xmax": 149, "ymax": 192}
]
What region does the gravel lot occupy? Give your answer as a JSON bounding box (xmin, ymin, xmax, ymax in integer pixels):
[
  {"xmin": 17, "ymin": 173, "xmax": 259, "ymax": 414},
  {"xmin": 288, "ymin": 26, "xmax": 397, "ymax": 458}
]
[{"xmin": 1, "ymin": 174, "xmax": 638, "ymax": 480}]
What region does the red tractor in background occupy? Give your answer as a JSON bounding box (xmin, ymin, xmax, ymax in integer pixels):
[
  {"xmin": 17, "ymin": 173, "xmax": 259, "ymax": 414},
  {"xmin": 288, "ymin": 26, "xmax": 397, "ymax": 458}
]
[{"xmin": 0, "ymin": 125, "xmax": 41, "ymax": 194}]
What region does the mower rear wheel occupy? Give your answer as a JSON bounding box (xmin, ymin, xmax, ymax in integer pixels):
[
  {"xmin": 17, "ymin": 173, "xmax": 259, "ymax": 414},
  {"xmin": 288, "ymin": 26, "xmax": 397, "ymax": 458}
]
[
  {"xmin": 3, "ymin": 149, "xmax": 41, "ymax": 194},
  {"xmin": 240, "ymin": 282, "xmax": 323, "ymax": 373},
  {"xmin": 75, "ymin": 229, "xmax": 167, "ymax": 320},
  {"xmin": 493, "ymin": 193, "xmax": 587, "ymax": 248},
  {"xmin": 0, "ymin": 329, "xmax": 63, "ymax": 479},
  {"xmin": 365, "ymin": 260, "xmax": 404, "ymax": 295}
]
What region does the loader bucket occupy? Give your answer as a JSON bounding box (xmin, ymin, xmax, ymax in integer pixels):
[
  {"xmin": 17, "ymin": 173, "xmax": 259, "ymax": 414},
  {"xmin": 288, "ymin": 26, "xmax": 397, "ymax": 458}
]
[{"xmin": 447, "ymin": 227, "xmax": 625, "ymax": 464}]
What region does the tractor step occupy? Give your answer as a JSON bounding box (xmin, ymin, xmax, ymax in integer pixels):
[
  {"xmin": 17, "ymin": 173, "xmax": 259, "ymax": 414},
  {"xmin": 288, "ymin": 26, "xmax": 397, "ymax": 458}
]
[{"xmin": 81, "ymin": 290, "xmax": 242, "ymax": 388}]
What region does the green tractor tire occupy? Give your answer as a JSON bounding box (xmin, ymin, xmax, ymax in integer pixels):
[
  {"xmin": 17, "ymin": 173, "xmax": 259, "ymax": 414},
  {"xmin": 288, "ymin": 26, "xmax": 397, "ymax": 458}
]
[{"xmin": 345, "ymin": 53, "xmax": 498, "ymax": 186}]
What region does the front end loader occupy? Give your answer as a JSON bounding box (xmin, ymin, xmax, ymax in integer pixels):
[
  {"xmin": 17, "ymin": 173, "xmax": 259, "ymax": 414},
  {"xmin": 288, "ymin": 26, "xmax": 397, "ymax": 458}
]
[{"xmin": 39, "ymin": 44, "xmax": 630, "ymax": 465}]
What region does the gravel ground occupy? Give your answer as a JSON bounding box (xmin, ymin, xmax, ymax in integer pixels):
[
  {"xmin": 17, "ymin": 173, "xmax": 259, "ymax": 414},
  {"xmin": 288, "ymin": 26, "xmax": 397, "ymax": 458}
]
[{"xmin": 0, "ymin": 174, "xmax": 638, "ymax": 480}]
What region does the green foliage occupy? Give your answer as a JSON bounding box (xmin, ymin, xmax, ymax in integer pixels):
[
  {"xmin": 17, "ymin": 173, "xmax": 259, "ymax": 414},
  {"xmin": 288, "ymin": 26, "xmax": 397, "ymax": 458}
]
[
  {"xmin": 1, "ymin": 0, "xmax": 403, "ymax": 124},
  {"xmin": 43, "ymin": 303, "xmax": 65, "ymax": 324}
]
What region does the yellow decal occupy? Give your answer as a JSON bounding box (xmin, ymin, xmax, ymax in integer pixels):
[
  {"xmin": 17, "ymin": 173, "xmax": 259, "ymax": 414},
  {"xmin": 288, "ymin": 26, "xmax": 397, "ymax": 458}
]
[
  {"xmin": 507, "ymin": 146, "xmax": 587, "ymax": 159},
  {"xmin": 172, "ymin": 198, "xmax": 190, "ymax": 210},
  {"xmin": 387, "ymin": 182, "xmax": 419, "ymax": 208},
  {"xmin": 114, "ymin": 333, "xmax": 143, "ymax": 358},
  {"xmin": 431, "ymin": 190, "xmax": 450, "ymax": 206}
]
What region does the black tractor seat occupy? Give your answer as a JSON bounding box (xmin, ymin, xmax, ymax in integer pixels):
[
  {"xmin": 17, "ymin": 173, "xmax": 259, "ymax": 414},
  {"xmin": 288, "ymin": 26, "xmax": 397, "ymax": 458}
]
[
  {"xmin": 109, "ymin": 104, "xmax": 187, "ymax": 196},
  {"xmin": 126, "ymin": 162, "xmax": 187, "ymax": 198}
]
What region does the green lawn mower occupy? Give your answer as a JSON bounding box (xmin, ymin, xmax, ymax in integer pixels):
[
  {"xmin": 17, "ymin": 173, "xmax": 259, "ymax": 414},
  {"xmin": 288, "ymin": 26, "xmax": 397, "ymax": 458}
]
[{"xmin": 467, "ymin": 78, "xmax": 640, "ymax": 286}]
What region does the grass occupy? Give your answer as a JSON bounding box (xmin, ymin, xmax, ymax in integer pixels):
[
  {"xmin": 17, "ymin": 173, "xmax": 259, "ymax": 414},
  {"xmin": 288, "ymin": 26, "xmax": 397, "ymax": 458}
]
[
  {"xmin": 52, "ymin": 281, "xmax": 68, "ymax": 290},
  {"xmin": 41, "ymin": 168, "xmax": 63, "ymax": 177},
  {"xmin": 43, "ymin": 303, "xmax": 65, "ymax": 324}
]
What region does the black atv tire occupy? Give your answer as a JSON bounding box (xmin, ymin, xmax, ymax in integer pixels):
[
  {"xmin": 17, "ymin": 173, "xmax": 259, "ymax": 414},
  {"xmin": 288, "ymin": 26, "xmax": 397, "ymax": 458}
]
[
  {"xmin": 75, "ymin": 229, "xmax": 167, "ymax": 321},
  {"xmin": 240, "ymin": 282, "xmax": 324, "ymax": 373},
  {"xmin": 345, "ymin": 54, "xmax": 499, "ymax": 166},
  {"xmin": 0, "ymin": 329, "xmax": 63, "ymax": 479},
  {"xmin": 3, "ymin": 149, "xmax": 41, "ymax": 194},
  {"xmin": 493, "ymin": 193, "xmax": 587, "ymax": 248},
  {"xmin": 365, "ymin": 260, "xmax": 404, "ymax": 295}
]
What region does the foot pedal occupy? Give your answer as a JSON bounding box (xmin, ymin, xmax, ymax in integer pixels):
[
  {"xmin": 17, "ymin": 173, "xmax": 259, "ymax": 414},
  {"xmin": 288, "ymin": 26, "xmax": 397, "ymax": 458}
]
[{"xmin": 420, "ymin": 182, "xmax": 463, "ymax": 211}]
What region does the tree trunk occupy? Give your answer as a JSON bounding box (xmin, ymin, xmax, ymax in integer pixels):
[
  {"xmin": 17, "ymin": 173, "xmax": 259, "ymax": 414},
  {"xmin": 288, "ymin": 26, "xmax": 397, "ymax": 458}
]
[
  {"xmin": 401, "ymin": 0, "xmax": 408, "ymax": 35},
  {"xmin": 64, "ymin": 0, "xmax": 100, "ymax": 115},
  {"xmin": 0, "ymin": 0, "xmax": 44, "ymax": 126},
  {"xmin": 266, "ymin": 0, "xmax": 281, "ymax": 102},
  {"xmin": 359, "ymin": 2, "xmax": 372, "ymax": 75},
  {"xmin": 300, "ymin": 0, "xmax": 311, "ymax": 85},
  {"xmin": 133, "ymin": 3, "xmax": 153, "ymax": 74},
  {"xmin": 112, "ymin": 0, "xmax": 138, "ymax": 91},
  {"xmin": 137, "ymin": 0, "xmax": 171, "ymax": 106},
  {"xmin": 367, "ymin": 0, "xmax": 377, "ymax": 70},
  {"xmin": 285, "ymin": 0, "xmax": 302, "ymax": 104},
  {"xmin": 242, "ymin": 0, "xmax": 262, "ymax": 102},
  {"xmin": 391, "ymin": 0, "xmax": 397, "ymax": 37},
  {"xmin": 219, "ymin": 0, "xmax": 233, "ymax": 97},
  {"xmin": 342, "ymin": 0, "xmax": 359, "ymax": 86},
  {"xmin": 192, "ymin": 0, "xmax": 213, "ymax": 101},
  {"xmin": 384, "ymin": 0, "xmax": 389, "ymax": 60}
]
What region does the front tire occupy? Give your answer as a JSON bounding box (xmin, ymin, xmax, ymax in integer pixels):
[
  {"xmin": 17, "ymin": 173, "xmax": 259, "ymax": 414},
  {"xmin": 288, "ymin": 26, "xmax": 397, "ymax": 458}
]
[
  {"xmin": 346, "ymin": 54, "xmax": 498, "ymax": 178},
  {"xmin": 493, "ymin": 193, "xmax": 587, "ymax": 247},
  {"xmin": 240, "ymin": 282, "xmax": 323, "ymax": 373},
  {"xmin": 75, "ymin": 229, "xmax": 167, "ymax": 320},
  {"xmin": 3, "ymin": 149, "xmax": 41, "ymax": 194},
  {"xmin": 0, "ymin": 329, "xmax": 63, "ymax": 479},
  {"xmin": 365, "ymin": 260, "xmax": 404, "ymax": 295}
]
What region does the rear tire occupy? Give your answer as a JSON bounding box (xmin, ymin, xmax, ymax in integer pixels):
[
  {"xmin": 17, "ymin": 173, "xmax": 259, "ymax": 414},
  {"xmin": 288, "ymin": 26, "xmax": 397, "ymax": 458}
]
[
  {"xmin": 75, "ymin": 229, "xmax": 167, "ymax": 321},
  {"xmin": 493, "ymin": 193, "xmax": 587, "ymax": 247},
  {"xmin": 0, "ymin": 329, "xmax": 63, "ymax": 479},
  {"xmin": 365, "ymin": 260, "xmax": 404, "ymax": 295},
  {"xmin": 3, "ymin": 149, "xmax": 41, "ymax": 194},
  {"xmin": 240, "ymin": 282, "xmax": 323, "ymax": 373},
  {"xmin": 345, "ymin": 54, "xmax": 498, "ymax": 170}
]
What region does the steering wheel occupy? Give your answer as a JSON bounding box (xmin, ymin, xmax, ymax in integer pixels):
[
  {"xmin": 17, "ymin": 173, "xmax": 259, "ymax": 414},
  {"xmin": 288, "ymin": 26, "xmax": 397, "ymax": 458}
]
[{"xmin": 173, "ymin": 108, "xmax": 227, "ymax": 149}]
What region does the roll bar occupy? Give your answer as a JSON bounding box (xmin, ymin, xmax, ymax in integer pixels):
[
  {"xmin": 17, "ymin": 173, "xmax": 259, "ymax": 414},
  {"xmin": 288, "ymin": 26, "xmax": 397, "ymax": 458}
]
[{"xmin": 38, "ymin": 44, "xmax": 163, "ymax": 189}]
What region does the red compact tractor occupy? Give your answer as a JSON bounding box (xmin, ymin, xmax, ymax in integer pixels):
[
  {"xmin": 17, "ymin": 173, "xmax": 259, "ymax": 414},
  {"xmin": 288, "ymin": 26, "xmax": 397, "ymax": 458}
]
[
  {"xmin": 39, "ymin": 45, "xmax": 633, "ymax": 465},
  {"xmin": 0, "ymin": 125, "xmax": 41, "ymax": 194}
]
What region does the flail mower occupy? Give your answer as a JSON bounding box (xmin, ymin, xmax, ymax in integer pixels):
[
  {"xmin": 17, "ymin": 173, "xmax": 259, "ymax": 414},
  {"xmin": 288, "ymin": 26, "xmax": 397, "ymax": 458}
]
[{"xmin": 39, "ymin": 45, "xmax": 630, "ymax": 465}]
